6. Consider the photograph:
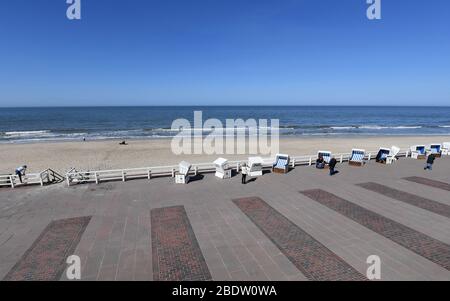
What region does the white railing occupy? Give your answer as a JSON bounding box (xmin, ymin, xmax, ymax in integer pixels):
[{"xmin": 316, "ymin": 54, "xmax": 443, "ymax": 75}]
[
  {"xmin": 0, "ymin": 168, "xmax": 64, "ymax": 189},
  {"xmin": 65, "ymin": 149, "xmax": 410, "ymax": 186}
]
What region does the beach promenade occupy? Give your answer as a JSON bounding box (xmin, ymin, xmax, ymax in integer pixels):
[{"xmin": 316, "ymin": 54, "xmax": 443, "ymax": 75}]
[{"xmin": 1, "ymin": 156, "xmax": 450, "ymax": 281}]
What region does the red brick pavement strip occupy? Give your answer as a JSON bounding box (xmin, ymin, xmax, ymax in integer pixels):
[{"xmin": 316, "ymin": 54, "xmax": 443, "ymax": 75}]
[
  {"xmin": 151, "ymin": 206, "xmax": 212, "ymax": 281},
  {"xmin": 232, "ymin": 197, "xmax": 367, "ymax": 281},
  {"xmin": 3, "ymin": 216, "xmax": 92, "ymax": 281},
  {"xmin": 403, "ymin": 176, "xmax": 450, "ymax": 192},
  {"xmin": 357, "ymin": 182, "xmax": 450, "ymax": 219},
  {"xmin": 301, "ymin": 189, "xmax": 450, "ymax": 271}
]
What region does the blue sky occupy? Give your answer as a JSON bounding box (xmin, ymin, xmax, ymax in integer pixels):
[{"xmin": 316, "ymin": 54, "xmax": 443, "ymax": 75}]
[{"xmin": 0, "ymin": 0, "xmax": 449, "ymax": 106}]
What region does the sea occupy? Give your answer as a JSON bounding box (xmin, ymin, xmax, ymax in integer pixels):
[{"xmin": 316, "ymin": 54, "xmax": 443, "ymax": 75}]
[{"xmin": 1, "ymin": 106, "xmax": 450, "ymax": 143}]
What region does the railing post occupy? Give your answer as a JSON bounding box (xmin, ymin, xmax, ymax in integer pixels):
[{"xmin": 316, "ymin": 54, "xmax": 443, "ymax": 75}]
[
  {"xmin": 194, "ymin": 166, "xmax": 198, "ymax": 176},
  {"xmin": 10, "ymin": 175, "xmax": 15, "ymax": 188},
  {"xmin": 40, "ymin": 174, "xmax": 44, "ymax": 186},
  {"xmin": 95, "ymin": 172, "xmax": 99, "ymax": 184},
  {"xmin": 122, "ymin": 171, "xmax": 126, "ymax": 182},
  {"xmin": 66, "ymin": 174, "xmax": 71, "ymax": 187},
  {"xmin": 340, "ymin": 155, "xmax": 343, "ymax": 163},
  {"xmin": 148, "ymin": 169, "xmax": 151, "ymax": 179},
  {"xmin": 368, "ymin": 153, "xmax": 372, "ymax": 161},
  {"xmin": 236, "ymin": 162, "xmax": 240, "ymax": 172},
  {"xmin": 308, "ymin": 157, "xmax": 312, "ymax": 166},
  {"xmin": 291, "ymin": 159, "xmax": 295, "ymax": 167},
  {"xmin": 171, "ymin": 168, "xmax": 175, "ymax": 177}
]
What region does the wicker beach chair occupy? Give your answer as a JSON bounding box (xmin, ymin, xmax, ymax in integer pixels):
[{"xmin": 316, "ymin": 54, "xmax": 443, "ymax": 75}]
[
  {"xmin": 317, "ymin": 151, "xmax": 332, "ymax": 164},
  {"xmin": 175, "ymin": 161, "xmax": 191, "ymax": 184},
  {"xmin": 427, "ymin": 143, "xmax": 442, "ymax": 158},
  {"xmin": 272, "ymin": 154, "xmax": 290, "ymax": 174},
  {"xmin": 214, "ymin": 158, "xmax": 232, "ymax": 179},
  {"xmin": 349, "ymin": 149, "xmax": 366, "ymax": 166},
  {"xmin": 248, "ymin": 157, "xmax": 263, "ymax": 177},
  {"xmin": 410, "ymin": 145, "xmax": 426, "ymax": 159}
]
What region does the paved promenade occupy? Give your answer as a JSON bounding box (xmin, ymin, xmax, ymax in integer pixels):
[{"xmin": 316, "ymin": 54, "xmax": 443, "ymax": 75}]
[{"xmin": 1, "ymin": 156, "xmax": 450, "ymax": 281}]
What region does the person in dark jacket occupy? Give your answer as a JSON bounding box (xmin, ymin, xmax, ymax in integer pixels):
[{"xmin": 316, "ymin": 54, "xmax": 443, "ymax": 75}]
[
  {"xmin": 316, "ymin": 155, "xmax": 325, "ymax": 169},
  {"xmin": 329, "ymin": 157, "xmax": 337, "ymax": 176},
  {"xmin": 15, "ymin": 165, "xmax": 27, "ymax": 183},
  {"xmin": 424, "ymin": 153, "xmax": 436, "ymax": 170}
]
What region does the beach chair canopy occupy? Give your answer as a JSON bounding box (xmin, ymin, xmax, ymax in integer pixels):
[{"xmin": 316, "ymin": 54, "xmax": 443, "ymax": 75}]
[
  {"xmin": 248, "ymin": 157, "xmax": 263, "ymax": 171},
  {"xmin": 318, "ymin": 151, "xmax": 332, "ymax": 163},
  {"xmin": 390, "ymin": 146, "xmax": 400, "ymax": 157},
  {"xmin": 415, "ymin": 145, "xmax": 426, "ymax": 154},
  {"xmin": 443, "ymin": 142, "xmax": 450, "ymax": 150},
  {"xmin": 179, "ymin": 161, "xmax": 191, "ymax": 176},
  {"xmin": 214, "ymin": 157, "xmax": 229, "ymax": 169},
  {"xmin": 350, "ymin": 149, "xmax": 365, "ymax": 162},
  {"xmin": 429, "ymin": 144, "xmax": 441, "ymax": 153},
  {"xmin": 273, "ymin": 154, "xmax": 289, "ymax": 169}
]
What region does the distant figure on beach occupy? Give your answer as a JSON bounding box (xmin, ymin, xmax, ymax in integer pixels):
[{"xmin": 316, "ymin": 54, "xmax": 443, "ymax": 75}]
[
  {"xmin": 316, "ymin": 155, "xmax": 325, "ymax": 169},
  {"xmin": 329, "ymin": 157, "xmax": 338, "ymax": 176},
  {"xmin": 424, "ymin": 153, "xmax": 436, "ymax": 170},
  {"xmin": 15, "ymin": 165, "xmax": 27, "ymax": 183},
  {"xmin": 119, "ymin": 140, "xmax": 128, "ymax": 145},
  {"xmin": 83, "ymin": 137, "xmax": 86, "ymax": 142},
  {"xmin": 241, "ymin": 163, "xmax": 248, "ymax": 184}
]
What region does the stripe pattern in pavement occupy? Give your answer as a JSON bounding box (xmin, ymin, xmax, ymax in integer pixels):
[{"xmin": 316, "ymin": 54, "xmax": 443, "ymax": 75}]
[
  {"xmin": 151, "ymin": 206, "xmax": 211, "ymax": 281},
  {"xmin": 357, "ymin": 182, "xmax": 450, "ymax": 218},
  {"xmin": 403, "ymin": 176, "xmax": 450, "ymax": 192},
  {"xmin": 3, "ymin": 216, "xmax": 92, "ymax": 281},
  {"xmin": 301, "ymin": 189, "xmax": 450, "ymax": 271},
  {"xmin": 233, "ymin": 196, "xmax": 366, "ymax": 281}
]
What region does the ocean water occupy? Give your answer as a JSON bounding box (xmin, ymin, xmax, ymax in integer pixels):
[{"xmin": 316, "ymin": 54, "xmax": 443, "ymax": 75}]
[{"xmin": 1, "ymin": 106, "xmax": 450, "ymax": 143}]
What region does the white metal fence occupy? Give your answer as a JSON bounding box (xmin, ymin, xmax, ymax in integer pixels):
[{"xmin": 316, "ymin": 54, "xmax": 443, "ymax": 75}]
[
  {"xmin": 0, "ymin": 169, "xmax": 63, "ymax": 188},
  {"xmin": 64, "ymin": 149, "xmax": 410, "ymax": 186}
]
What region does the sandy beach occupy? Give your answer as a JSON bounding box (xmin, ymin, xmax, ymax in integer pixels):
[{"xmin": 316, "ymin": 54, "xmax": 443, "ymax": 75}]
[{"xmin": 1, "ymin": 135, "xmax": 448, "ymax": 174}]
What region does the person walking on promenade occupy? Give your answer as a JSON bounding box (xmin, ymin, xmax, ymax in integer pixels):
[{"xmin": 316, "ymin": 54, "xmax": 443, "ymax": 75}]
[
  {"xmin": 424, "ymin": 153, "xmax": 436, "ymax": 170},
  {"xmin": 329, "ymin": 157, "xmax": 338, "ymax": 176}
]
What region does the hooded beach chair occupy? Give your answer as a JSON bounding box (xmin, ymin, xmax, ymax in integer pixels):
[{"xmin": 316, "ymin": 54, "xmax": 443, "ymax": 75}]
[
  {"xmin": 442, "ymin": 142, "xmax": 450, "ymax": 156},
  {"xmin": 214, "ymin": 157, "xmax": 232, "ymax": 179},
  {"xmin": 175, "ymin": 161, "xmax": 191, "ymax": 184},
  {"xmin": 248, "ymin": 157, "xmax": 263, "ymax": 177},
  {"xmin": 349, "ymin": 149, "xmax": 366, "ymax": 166},
  {"xmin": 375, "ymin": 147, "xmax": 391, "ymax": 164},
  {"xmin": 410, "ymin": 145, "xmax": 426, "ymax": 159},
  {"xmin": 427, "ymin": 143, "xmax": 442, "ymax": 157},
  {"xmin": 317, "ymin": 151, "xmax": 332, "ymax": 164},
  {"xmin": 376, "ymin": 146, "xmax": 400, "ymax": 164},
  {"xmin": 272, "ymin": 154, "xmax": 290, "ymax": 174}
]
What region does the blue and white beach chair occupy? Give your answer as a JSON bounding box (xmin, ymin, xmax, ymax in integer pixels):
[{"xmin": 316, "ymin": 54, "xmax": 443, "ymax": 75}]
[
  {"xmin": 317, "ymin": 151, "xmax": 332, "ymax": 164},
  {"xmin": 272, "ymin": 154, "xmax": 290, "ymax": 174},
  {"xmin": 410, "ymin": 145, "xmax": 426, "ymax": 159},
  {"xmin": 427, "ymin": 143, "xmax": 442, "ymax": 157},
  {"xmin": 376, "ymin": 147, "xmax": 390, "ymax": 164},
  {"xmin": 349, "ymin": 149, "xmax": 366, "ymax": 166}
]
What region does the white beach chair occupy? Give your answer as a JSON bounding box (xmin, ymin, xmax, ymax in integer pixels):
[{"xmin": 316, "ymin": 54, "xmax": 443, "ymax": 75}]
[
  {"xmin": 410, "ymin": 145, "xmax": 426, "ymax": 159},
  {"xmin": 175, "ymin": 161, "xmax": 191, "ymax": 184},
  {"xmin": 386, "ymin": 146, "xmax": 400, "ymax": 164},
  {"xmin": 272, "ymin": 154, "xmax": 290, "ymax": 174},
  {"xmin": 427, "ymin": 143, "xmax": 442, "ymax": 157},
  {"xmin": 442, "ymin": 142, "xmax": 450, "ymax": 156},
  {"xmin": 248, "ymin": 157, "xmax": 263, "ymax": 177},
  {"xmin": 317, "ymin": 151, "xmax": 332, "ymax": 164},
  {"xmin": 214, "ymin": 158, "xmax": 232, "ymax": 179},
  {"xmin": 349, "ymin": 149, "xmax": 366, "ymax": 166}
]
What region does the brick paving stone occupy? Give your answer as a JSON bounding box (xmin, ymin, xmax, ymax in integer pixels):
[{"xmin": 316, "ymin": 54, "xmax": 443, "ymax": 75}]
[
  {"xmin": 232, "ymin": 197, "xmax": 366, "ymax": 281},
  {"xmin": 301, "ymin": 189, "xmax": 450, "ymax": 271},
  {"xmin": 3, "ymin": 216, "xmax": 91, "ymax": 281},
  {"xmin": 404, "ymin": 177, "xmax": 450, "ymax": 191},
  {"xmin": 151, "ymin": 206, "xmax": 211, "ymax": 281},
  {"xmin": 357, "ymin": 182, "xmax": 450, "ymax": 218}
]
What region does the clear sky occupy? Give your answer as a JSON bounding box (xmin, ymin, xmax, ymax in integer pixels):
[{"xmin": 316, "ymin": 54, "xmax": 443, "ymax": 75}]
[{"xmin": 0, "ymin": 0, "xmax": 449, "ymax": 107}]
